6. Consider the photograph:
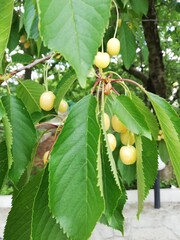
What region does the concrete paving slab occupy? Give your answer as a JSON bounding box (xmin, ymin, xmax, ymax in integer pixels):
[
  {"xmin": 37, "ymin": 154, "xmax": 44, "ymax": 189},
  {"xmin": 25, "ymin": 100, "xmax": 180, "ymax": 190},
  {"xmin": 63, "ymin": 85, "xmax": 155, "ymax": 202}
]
[
  {"xmin": 91, "ymin": 202, "xmax": 180, "ymax": 240},
  {"xmin": 0, "ymin": 208, "xmax": 10, "ymax": 239}
]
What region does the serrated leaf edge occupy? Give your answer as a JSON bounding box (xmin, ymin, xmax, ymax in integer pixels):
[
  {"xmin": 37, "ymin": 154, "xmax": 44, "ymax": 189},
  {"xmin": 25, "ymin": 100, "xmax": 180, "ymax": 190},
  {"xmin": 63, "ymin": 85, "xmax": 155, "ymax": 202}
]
[
  {"xmin": 100, "ymin": 112, "xmax": 121, "ymax": 190},
  {"xmin": 135, "ymin": 135, "xmax": 146, "ymax": 218},
  {"xmin": 2, "ymin": 113, "xmax": 13, "ymax": 170}
]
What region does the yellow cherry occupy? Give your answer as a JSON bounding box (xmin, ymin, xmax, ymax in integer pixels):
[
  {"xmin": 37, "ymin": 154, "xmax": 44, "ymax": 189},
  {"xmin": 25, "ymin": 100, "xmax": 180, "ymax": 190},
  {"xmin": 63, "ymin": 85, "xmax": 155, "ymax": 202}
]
[
  {"xmin": 107, "ymin": 38, "xmax": 120, "ymax": 56},
  {"xmin": 43, "ymin": 151, "xmax": 50, "ymax": 164},
  {"xmin": 107, "ymin": 133, "xmax": 117, "ymax": 151},
  {"xmin": 120, "ymin": 131, "xmax": 135, "ymax": 145},
  {"xmin": 40, "ymin": 91, "xmax": 56, "ymax": 111},
  {"xmin": 112, "ymin": 115, "xmax": 127, "ymax": 133},
  {"xmin": 119, "ymin": 145, "xmax": 137, "ymax": 165},
  {"xmin": 94, "ymin": 52, "xmax": 110, "ymax": 69},
  {"xmin": 20, "ymin": 35, "xmax": 26, "ymax": 43},
  {"xmin": 24, "ymin": 41, "xmax": 30, "ymax": 49},
  {"xmin": 104, "ymin": 112, "xmax": 110, "ymax": 131},
  {"xmin": 58, "ymin": 99, "xmax": 68, "ymax": 113}
]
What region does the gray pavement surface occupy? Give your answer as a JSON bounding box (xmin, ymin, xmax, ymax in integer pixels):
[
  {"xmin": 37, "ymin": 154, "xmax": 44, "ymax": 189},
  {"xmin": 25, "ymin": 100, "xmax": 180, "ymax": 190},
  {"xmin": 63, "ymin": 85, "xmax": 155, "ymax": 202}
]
[
  {"xmin": 91, "ymin": 202, "xmax": 180, "ymax": 240},
  {"xmin": 1, "ymin": 202, "xmax": 180, "ymax": 240}
]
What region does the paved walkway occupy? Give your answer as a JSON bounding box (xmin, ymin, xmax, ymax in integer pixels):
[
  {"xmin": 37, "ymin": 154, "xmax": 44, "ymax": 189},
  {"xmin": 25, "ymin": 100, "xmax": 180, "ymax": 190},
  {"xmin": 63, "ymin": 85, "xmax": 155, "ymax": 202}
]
[
  {"xmin": 1, "ymin": 202, "xmax": 180, "ymax": 240},
  {"xmin": 91, "ymin": 202, "xmax": 180, "ymax": 240}
]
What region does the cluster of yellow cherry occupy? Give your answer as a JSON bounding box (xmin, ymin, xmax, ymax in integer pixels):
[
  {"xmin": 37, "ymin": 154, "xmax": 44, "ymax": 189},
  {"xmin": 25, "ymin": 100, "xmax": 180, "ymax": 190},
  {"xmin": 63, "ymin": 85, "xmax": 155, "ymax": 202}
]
[
  {"xmin": 104, "ymin": 113, "xmax": 137, "ymax": 165},
  {"xmin": 39, "ymin": 91, "xmax": 69, "ymax": 165},
  {"xmin": 39, "ymin": 91, "xmax": 68, "ymax": 113},
  {"xmin": 20, "ymin": 34, "xmax": 30, "ymax": 49},
  {"xmin": 157, "ymin": 129, "xmax": 164, "ymax": 141},
  {"xmin": 94, "ymin": 37, "xmax": 120, "ymax": 69}
]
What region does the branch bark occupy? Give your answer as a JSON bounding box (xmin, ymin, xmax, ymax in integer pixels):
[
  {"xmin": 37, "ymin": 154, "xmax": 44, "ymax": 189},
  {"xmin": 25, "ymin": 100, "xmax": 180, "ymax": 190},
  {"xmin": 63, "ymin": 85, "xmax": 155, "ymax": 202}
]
[
  {"xmin": 142, "ymin": 0, "xmax": 167, "ymax": 98},
  {"xmin": 0, "ymin": 54, "xmax": 53, "ymax": 85},
  {"xmin": 10, "ymin": 54, "xmax": 52, "ymax": 77},
  {"xmin": 122, "ymin": 66, "xmax": 149, "ymax": 85}
]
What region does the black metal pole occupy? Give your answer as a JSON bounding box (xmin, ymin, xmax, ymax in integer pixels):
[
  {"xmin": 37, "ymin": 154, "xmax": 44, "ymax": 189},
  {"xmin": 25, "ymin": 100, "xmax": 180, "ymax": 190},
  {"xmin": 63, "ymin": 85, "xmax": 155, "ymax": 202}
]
[{"xmin": 154, "ymin": 171, "xmax": 161, "ymax": 209}]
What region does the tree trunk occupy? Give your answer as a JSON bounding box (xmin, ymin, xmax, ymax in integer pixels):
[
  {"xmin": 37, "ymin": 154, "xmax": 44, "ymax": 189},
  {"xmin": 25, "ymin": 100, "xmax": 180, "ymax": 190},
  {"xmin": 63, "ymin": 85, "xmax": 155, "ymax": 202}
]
[{"xmin": 142, "ymin": 0, "xmax": 167, "ymax": 98}]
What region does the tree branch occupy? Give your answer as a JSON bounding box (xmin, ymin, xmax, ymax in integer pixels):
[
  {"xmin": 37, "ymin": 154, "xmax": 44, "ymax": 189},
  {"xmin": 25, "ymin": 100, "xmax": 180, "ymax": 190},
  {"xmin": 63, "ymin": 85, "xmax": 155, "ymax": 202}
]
[
  {"xmin": 0, "ymin": 54, "xmax": 53, "ymax": 84},
  {"xmin": 10, "ymin": 54, "xmax": 52, "ymax": 77},
  {"xmin": 122, "ymin": 66, "xmax": 149, "ymax": 85}
]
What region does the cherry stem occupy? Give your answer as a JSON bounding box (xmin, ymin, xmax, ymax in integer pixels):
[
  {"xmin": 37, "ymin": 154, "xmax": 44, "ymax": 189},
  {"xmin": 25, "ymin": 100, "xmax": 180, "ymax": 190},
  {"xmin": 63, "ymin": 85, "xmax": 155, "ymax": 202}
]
[
  {"xmin": 91, "ymin": 78, "xmax": 102, "ymax": 94},
  {"xmin": 111, "ymin": 86, "xmax": 120, "ymax": 96},
  {"xmin": 101, "ymin": 39, "xmax": 104, "ymax": 53},
  {"xmin": 44, "ymin": 63, "xmax": 49, "ymax": 91},
  {"xmin": 111, "ymin": 78, "xmax": 146, "ymax": 92},
  {"xmin": 113, "ymin": 0, "xmax": 119, "ymax": 38}
]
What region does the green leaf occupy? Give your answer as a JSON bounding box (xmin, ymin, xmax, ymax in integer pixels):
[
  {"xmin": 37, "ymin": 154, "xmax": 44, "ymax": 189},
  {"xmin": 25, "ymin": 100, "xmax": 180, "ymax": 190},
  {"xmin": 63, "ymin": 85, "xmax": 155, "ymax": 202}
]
[
  {"xmin": 0, "ymin": 99, "xmax": 5, "ymax": 120},
  {"xmin": 2, "ymin": 114, "xmax": 13, "ymax": 170},
  {"xmin": 132, "ymin": 94, "xmax": 159, "ymax": 140},
  {"xmin": 11, "ymin": 53, "xmax": 33, "ymax": 64},
  {"xmin": 104, "ymin": 93, "xmax": 116, "ymax": 120},
  {"xmin": 17, "ymin": 80, "xmax": 44, "ymax": 114},
  {"xmin": 100, "ymin": 130, "xmax": 121, "ymax": 219},
  {"xmin": 107, "ymin": 184, "xmax": 127, "ymax": 234},
  {"xmin": 159, "ymin": 140, "xmax": 170, "ymax": 164},
  {"xmin": 113, "ymin": 95, "xmax": 151, "ymax": 139},
  {"xmin": 24, "ymin": 0, "xmax": 39, "ymax": 40},
  {"xmin": 119, "ymin": 22, "xmax": 136, "ymax": 69},
  {"xmin": 101, "ymin": 111, "xmax": 121, "ymax": 190},
  {"xmin": 146, "ymin": 92, "xmax": 180, "ymax": 186},
  {"xmin": 141, "ymin": 137, "xmax": 158, "ymax": 197},
  {"xmin": 118, "ymin": 160, "xmax": 136, "ymax": 185},
  {"xmin": 32, "ymin": 168, "xmax": 68, "ymax": 240},
  {"xmin": 7, "ymin": 11, "xmax": 20, "ymax": 52},
  {"xmin": 4, "ymin": 172, "xmax": 43, "ymax": 240},
  {"xmin": 38, "ymin": 0, "xmax": 111, "ymax": 87},
  {"xmin": 100, "ymin": 182, "xmax": 127, "ymax": 234},
  {"xmin": 121, "ymin": 0, "xmax": 129, "ymax": 7},
  {"xmin": 0, "ymin": 141, "xmax": 8, "ymax": 190},
  {"xmin": 136, "ymin": 135, "xmax": 158, "ymax": 217},
  {"xmin": 130, "ymin": 0, "xmax": 148, "ymax": 16},
  {"xmin": 2, "ymin": 95, "xmax": 36, "ymax": 184},
  {"xmin": 54, "ymin": 69, "xmax": 77, "ymax": 110},
  {"xmin": 49, "ymin": 95, "xmax": 104, "ymax": 240},
  {"xmin": 135, "ymin": 135, "xmax": 145, "ymax": 218},
  {"xmin": 0, "ymin": 0, "xmax": 14, "ymax": 73},
  {"xmin": 12, "ymin": 170, "xmax": 30, "ymax": 201}
]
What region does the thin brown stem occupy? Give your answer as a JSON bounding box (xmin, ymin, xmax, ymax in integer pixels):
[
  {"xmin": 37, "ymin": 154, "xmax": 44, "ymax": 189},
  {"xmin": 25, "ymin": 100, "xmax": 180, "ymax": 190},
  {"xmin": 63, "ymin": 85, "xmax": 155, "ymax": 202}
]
[
  {"xmin": 91, "ymin": 77, "xmax": 103, "ymax": 95},
  {"xmin": 111, "ymin": 86, "xmax": 120, "ymax": 96}
]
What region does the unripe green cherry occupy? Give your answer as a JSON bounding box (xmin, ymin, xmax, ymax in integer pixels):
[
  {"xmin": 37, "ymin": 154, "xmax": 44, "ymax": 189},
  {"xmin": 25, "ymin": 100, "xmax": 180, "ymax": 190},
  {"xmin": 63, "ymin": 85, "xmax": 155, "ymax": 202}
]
[
  {"xmin": 40, "ymin": 91, "xmax": 55, "ymax": 111},
  {"xmin": 107, "ymin": 38, "xmax": 120, "ymax": 56},
  {"xmin": 94, "ymin": 52, "xmax": 110, "ymax": 69},
  {"xmin": 118, "ymin": 19, "xmax": 122, "ymax": 28}
]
